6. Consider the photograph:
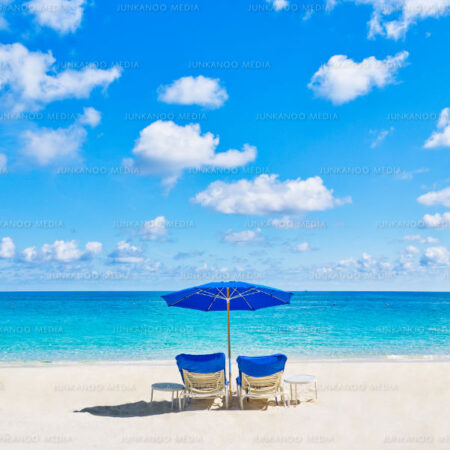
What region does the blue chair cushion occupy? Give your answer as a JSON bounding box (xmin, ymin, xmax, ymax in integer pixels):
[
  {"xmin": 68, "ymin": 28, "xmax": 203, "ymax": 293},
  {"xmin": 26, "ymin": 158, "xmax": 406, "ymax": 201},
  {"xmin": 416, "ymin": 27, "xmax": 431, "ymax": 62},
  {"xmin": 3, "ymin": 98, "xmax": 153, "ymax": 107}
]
[
  {"xmin": 236, "ymin": 354, "xmax": 287, "ymax": 384},
  {"xmin": 176, "ymin": 352, "xmax": 227, "ymax": 384}
]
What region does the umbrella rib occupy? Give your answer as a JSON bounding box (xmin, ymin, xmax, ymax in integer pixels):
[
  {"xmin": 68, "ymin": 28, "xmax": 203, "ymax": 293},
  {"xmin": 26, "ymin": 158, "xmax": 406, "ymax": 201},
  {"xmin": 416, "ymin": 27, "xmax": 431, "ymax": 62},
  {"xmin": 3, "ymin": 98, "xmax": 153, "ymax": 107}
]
[
  {"xmin": 228, "ymin": 287, "xmax": 253, "ymax": 300},
  {"xmin": 206, "ymin": 288, "xmax": 226, "ymax": 311},
  {"xmin": 168, "ymin": 288, "xmax": 217, "ymax": 306},
  {"xmin": 250, "ymin": 287, "xmax": 290, "ymax": 304},
  {"xmin": 168, "ymin": 288, "xmax": 204, "ymax": 306},
  {"xmin": 228, "ymin": 287, "xmax": 289, "ymax": 306},
  {"xmin": 231, "ymin": 288, "xmax": 255, "ymax": 311}
]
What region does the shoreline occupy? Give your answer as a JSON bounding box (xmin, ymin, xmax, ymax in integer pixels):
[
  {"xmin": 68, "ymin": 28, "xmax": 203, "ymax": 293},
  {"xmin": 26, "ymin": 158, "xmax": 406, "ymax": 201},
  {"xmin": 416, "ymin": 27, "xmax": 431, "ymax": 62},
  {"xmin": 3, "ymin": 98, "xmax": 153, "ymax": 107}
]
[{"xmin": 1, "ymin": 354, "xmax": 450, "ymax": 368}]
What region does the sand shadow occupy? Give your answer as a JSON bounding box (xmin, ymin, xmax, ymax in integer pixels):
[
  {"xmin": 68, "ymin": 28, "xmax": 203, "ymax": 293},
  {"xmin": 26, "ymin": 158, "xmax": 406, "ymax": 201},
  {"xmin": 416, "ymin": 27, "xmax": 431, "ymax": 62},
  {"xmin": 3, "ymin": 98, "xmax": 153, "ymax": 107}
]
[
  {"xmin": 75, "ymin": 396, "xmax": 275, "ymax": 417},
  {"xmin": 75, "ymin": 400, "xmax": 182, "ymax": 417}
]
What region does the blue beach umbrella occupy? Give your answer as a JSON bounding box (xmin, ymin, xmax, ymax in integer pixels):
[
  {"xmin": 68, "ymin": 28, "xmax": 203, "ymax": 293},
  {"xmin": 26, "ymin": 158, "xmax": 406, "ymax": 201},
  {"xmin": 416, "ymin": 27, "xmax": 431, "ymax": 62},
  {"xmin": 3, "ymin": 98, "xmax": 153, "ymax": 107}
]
[{"xmin": 162, "ymin": 281, "xmax": 293, "ymax": 402}]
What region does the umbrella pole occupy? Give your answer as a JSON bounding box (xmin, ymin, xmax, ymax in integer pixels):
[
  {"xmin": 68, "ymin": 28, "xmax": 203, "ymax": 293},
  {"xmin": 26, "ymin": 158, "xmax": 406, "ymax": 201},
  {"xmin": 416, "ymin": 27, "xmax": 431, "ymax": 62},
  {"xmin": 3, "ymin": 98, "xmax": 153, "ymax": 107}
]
[{"xmin": 227, "ymin": 288, "xmax": 232, "ymax": 407}]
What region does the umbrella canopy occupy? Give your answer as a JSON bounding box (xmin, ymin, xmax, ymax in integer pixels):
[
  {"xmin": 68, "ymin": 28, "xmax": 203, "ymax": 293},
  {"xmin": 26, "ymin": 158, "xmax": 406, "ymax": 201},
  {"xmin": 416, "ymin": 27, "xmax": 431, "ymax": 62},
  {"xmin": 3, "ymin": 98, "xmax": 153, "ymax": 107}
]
[
  {"xmin": 162, "ymin": 281, "xmax": 293, "ymax": 405},
  {"xmin": 162, "ymin": 281, "xmax": 292, "ymax": 311}
]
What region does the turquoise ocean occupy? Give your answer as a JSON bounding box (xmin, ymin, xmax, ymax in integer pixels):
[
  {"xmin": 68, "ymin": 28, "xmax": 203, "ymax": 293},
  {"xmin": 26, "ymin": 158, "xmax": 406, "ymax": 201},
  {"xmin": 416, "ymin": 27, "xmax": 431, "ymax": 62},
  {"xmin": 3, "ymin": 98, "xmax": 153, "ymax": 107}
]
[{"xmin": 1, "ymin": 291, "xmax": 449, "ymax": 361}]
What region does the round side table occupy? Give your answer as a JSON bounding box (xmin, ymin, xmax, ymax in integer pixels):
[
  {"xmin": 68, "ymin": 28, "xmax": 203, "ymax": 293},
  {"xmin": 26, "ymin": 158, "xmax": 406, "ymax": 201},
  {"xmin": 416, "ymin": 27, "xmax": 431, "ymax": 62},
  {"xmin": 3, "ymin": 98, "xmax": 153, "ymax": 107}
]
[
  {"xmin": 151, "ymin": 382, "xmax": 185, "ymax": 410},
  {"xmin": 284, "ymin": 375, "xmax": 317, "ymax": 405}
]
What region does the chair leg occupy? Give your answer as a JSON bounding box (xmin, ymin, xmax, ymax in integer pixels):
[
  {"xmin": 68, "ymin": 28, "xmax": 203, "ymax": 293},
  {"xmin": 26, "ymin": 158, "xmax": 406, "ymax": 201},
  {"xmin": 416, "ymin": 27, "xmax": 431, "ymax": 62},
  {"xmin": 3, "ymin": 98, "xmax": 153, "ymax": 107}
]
[
  {"xmin": 150, "ymin": 387, "xmax": 154, "ymax": 403},
  {"xmin": 280, "ymin": 386, "xmax": 285, "ymax": 407},
  {"xmin": 239, "ymin": 394, "xmax": 244, "ymax": 410},
  {"xmin": 225, "ymin": 388, "xmax": 229, "ymax": 409}
]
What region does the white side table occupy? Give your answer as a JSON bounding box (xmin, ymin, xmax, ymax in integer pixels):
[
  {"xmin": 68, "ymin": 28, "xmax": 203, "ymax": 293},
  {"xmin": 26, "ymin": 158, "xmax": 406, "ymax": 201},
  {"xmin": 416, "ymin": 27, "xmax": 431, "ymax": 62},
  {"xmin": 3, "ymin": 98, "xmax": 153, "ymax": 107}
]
[
  {"xmin": 284, "ymin": 375, "xmax": 317, "ymax": 405},
  {"xmin": 151, "ymin": 382, "xmax": 185, "ymax": 410}
]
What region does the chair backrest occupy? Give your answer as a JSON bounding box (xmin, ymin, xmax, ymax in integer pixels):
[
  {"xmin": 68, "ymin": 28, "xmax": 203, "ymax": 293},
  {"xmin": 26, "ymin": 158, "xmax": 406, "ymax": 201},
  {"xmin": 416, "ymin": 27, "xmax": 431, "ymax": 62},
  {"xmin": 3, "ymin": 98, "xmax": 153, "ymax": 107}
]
[
  {"xmin": 182, "ymin": 369, "xmax": 226, "ymax": 394},
  {"xmin": 241, "ymin": 371, "xmax": 283, "ymax": 394},
  {"xmin": 175, "ymin": 352, "xmax": 227, "ymax": 383},
  {"xmin": 237, "ymin": 354, "xmax": 287, "ymax": 379}
]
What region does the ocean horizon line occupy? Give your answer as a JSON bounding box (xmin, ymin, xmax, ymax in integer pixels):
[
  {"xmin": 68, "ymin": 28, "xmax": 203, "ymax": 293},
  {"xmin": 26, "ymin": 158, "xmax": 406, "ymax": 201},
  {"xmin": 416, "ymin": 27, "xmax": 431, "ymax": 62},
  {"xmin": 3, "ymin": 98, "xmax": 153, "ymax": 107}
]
[{"xmin": 1, "ymin": 289, "xmax": 450, "ymax": 294}]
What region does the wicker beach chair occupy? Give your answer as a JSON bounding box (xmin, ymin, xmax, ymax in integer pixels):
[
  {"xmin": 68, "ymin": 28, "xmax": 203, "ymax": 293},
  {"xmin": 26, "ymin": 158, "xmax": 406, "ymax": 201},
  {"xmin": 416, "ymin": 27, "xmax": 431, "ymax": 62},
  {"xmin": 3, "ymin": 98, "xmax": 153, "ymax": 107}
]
[
  {"xmin": 236, "ymin": 354, "xmax": 288, "ymax": 409},
  {"xmin": 176, "ymin": 353, "xmax": 229, "ymax": 409}
]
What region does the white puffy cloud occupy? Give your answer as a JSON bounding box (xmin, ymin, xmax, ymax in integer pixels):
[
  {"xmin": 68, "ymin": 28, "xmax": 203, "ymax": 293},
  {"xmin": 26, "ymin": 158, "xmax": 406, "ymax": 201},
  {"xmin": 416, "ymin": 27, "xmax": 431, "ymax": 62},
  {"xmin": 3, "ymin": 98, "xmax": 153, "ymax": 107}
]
[
  {"xmin": 270, "ymin": 216, "xmax": 298, "ymax": 229},
  {"xmin": 269, "ymin": 216, "xmax": 327, "ymax": 229},
  {"xmin": 267, "ymin": 0, "xmax": 289, "ymax": 11},
  {"xmin": 293, "ymin": 242, "xmax": 311, "ymax": 252},
  {"xmin": 21, "ymin": 246, "xmax": 37, "ymax": 263},
  {"xmin": 418, "ymin": 186, "xmax": 450, "ymax": 207},
  {"xmin": 84, "ymin": 241, "xmax": 102, "ymax": 256},
  {"xmin": 424, "ymin": 108, "xmax": 450, "ymax": 148},
  {"xmin": 26, "ymin": 0, "xmax": 86, "ymax": 34},
  {"xmin": 327, "ymin": 1, "xmax": 450, "ymax": 40},
  {"xmin": 42, "ymin": 240, "xmax": 101, "ymax": 262},
  {"xmin": 41, "ymin": 241, "xmax": 78, "ymax": 262},
  {"xmin": 0, "ymin": 153, "xmax": 7, "ymax": 173},
  {"xmin": 22, "ymin": 240, "xmax": 102, "ymax": 263},
  {"xmin": 309, "ymin": 245, "xmax": 450, "ymax": 282},
  {"xmin": 193, "ymin": 174, "xmax": 351, "ymax": 215},
  {"xmin": 437, "ymin": 107, "xmax": 450, "ymax": 128},
  {"xmin": 0, "ymin": 43, "xmax": 121, "ymax": 112},
  {"xmin": 312, "ymin": 251, "xmax": 395, "ymax": 281},
  {"xmin": 405, "ymin": 245, "xmax": 419, "ymax": 255},
  {"xmin": 21, "ymin": 106, "xmax": 100, "ymax": 166},
  {"xmin": 396, "ymin": 247, "xmax": 419, "ymax": 272},
  {"xmin": 422, "ymin": 212, "xmax": 450, "ymax": 229},
  {"xmin": 78, "ymin": 106, "xmax": 101, "ymax": 127},
  {"xmin": 308, "ymin": 52, "xmax": 408, "ymax": 104},
  {"xmin": 139, "ymin": 216, "xmax": 168, "ymax": 241},
  {"xmin": 158, "ymin": 76, "xmax": 228, "ymax": 108},
  {"xmin": 421, "ymin": 246, "xmax": 450, "ymax": 266},
  {"xmin": 223, "ymin": 228, "xmax": 262, "ymax": 246},
  {"xmin": 0, "ymin": 237, "xmax": 15, "ymax": 258},
  {"xmin": 21, "ymin": 124, "xmax": 87, "ymax": 166},
  {"xmin": 126, "ymin": 120, "xmax": 257, "ymax": 186},
  {"xmin": 109, "ymin": 241, "xmax": 144, "ymax": 264},
  {"xmin": 338, "ymin": 252, "xmax": 392, "ymax": 272},
  {"xmin": 404, "ymin": 234, "xmax": 439, "ymax": 244}
]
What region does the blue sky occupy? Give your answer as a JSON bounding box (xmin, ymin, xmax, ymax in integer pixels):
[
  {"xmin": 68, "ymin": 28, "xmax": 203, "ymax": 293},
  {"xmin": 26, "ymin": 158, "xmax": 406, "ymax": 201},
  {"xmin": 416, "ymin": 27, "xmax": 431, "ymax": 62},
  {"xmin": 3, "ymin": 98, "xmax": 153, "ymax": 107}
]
[{"xmin": 0, "ymin": 0, "xmax": 450, "ymax": 291}]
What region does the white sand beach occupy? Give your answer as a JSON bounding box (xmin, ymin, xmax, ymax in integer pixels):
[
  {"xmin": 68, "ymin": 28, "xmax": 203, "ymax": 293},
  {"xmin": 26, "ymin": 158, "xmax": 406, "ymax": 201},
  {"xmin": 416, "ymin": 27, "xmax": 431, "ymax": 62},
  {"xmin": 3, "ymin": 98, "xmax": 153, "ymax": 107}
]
[{"xmin": 0, "ymin": 360, "xmax": 449, "ymax": 450}]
